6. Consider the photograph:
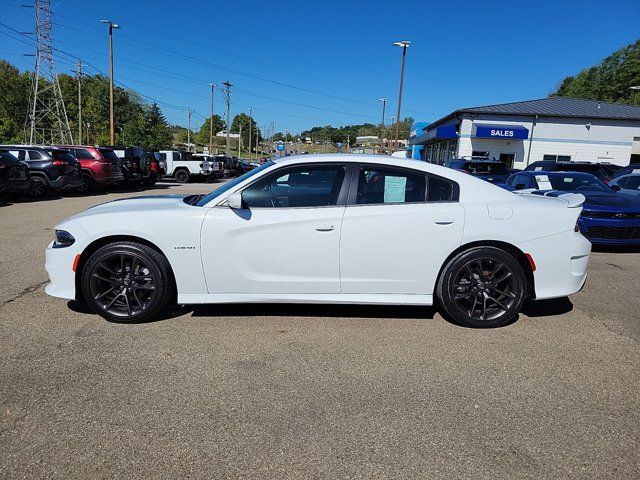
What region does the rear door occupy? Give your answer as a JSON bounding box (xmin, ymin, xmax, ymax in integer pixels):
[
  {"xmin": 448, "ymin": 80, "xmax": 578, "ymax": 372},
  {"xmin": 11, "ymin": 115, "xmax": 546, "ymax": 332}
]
[{"xmin": 340, "ymin": 164, "xmax": 465, "ymax": 295}]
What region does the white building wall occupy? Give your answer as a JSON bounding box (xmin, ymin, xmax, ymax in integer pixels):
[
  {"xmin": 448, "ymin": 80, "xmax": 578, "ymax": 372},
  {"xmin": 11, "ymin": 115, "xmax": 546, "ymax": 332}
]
[{"xmin": 455, "ymin": 114, "xmax": 640, "ymax": 166}]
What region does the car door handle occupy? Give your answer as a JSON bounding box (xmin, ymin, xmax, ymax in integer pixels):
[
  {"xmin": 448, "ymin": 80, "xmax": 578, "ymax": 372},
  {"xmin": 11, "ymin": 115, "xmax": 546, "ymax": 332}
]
[
  {"xmin": 434, "ymin": 219, "xmax": 455, "ymax": 225},
  {"xmin": 315, "ymin": 223, "xmax": 335, "ymax": 232}
]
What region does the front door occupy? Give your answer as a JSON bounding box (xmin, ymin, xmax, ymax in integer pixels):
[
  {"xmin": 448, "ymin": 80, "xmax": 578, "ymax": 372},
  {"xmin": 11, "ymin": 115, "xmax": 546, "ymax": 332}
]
[
  {"xmin": 340, "ymin": 165, "xmax": 465, "ymax": 295},
  {"xmin": 201, "ymin": 163, "xmax": 348, "ymax": 294}
]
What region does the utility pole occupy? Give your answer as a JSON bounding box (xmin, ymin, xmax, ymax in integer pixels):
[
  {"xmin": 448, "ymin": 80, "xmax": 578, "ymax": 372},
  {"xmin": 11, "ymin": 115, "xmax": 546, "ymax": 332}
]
[
  {"xmin": 248, "ymin": 107, "xmax": 253, "ymax": 162},
  {"xmin": 256, "ymin": 128, "xmax": 260, "ymax": 159},
  {"xmin": 186, "ymin": 108, "xmax": 191, "ymax": 152},
  {"xmin": 379, "ymin": 97, "xmax": 387, "ymax": 153},
  {"xmin": 392, "ymin": 41, "xmax": 410, "ymax": 149},
  {"xmin": 238, "ymin": 123, "xmax": 242, "ymax": 157},
  {"xmin": 223, "ymin": 81, "xmax": 233, "ymax": 156},
  {"xmin": 27, "ymin": 0, "xmax": 73, "ymax": 145},
  {"xmin": 86, "ymin": 122, "xmax": 90, "ymax": 144},
  {"xmin": 101, "ymin": 19, "xmax": 120, "ymax": 145},
  {"xmin": 208, "ymin": 83, "xmax": 215, "ymax": 154},
  {"xmin": 76, "ymin": 59, "xmax": 83, "ymax": 145}
]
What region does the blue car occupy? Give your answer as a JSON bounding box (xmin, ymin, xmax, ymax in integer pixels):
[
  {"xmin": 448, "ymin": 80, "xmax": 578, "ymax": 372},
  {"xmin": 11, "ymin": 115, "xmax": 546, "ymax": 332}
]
[{"xmin": 504, "ymin": 171, "xmax": 640, "ymax": 246}]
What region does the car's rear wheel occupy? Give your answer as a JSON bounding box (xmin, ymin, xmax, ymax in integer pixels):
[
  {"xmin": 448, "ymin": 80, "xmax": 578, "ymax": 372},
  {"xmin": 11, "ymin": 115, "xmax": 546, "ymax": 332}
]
[
  {"xmin": 29, "ymin": 177, "xmax": 49, "ymax": 198},
  {"xmin": 81, "ymin": 242, "xmax": 173, "ymax": 323},
  {"xmin": 174, "ymin": 169, "xmax": 189, "ymax": 183},
  {"xmin": 437, "ymin": 246, "xmax": 526, "ymax": 328},
  {"xmin": 76, "ymin": 174, "xmax": 95, "ymax": 194}
]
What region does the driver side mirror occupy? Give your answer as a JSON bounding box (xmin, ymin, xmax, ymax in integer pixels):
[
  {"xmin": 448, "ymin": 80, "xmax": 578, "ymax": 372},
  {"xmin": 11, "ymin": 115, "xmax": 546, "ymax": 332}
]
[
  {"xmin": 610, "ymin": 184, "xmax": 621, "ymax": 192},
  {"xmin": 227, "ymin": 192, "xmax": 244, "ymax": 209}
]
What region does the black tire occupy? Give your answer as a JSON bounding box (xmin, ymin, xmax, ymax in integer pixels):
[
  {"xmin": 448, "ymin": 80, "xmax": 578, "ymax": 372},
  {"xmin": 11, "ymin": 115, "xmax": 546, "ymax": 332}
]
[
  {"xmin": 81, "ymin": 241, "xmax": 174, "ymax": 323},
  {"xmin": 29, "ymin": 176, "xmax": 49, "ymax": 198},
  {"xmin": 76, "ymin": 174, "xmax": 95, "ymax": 194},
  {"xmin": 174, "ymin": 169, "xmax": 190, "ymax": 183},
  {"xmin": 436, "ymin": 246, "xmax": 526, "ymax": 328}
]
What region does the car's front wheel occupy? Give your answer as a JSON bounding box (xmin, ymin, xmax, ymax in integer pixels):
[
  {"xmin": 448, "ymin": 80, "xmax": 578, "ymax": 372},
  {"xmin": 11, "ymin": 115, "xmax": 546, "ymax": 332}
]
[
  {"xmin": 81, "ymin": 241, "xmax": 173, "ymax": 323},
  {"xmin": 437, "ymin": 246, "xmax": 526, "ymax": 328}
]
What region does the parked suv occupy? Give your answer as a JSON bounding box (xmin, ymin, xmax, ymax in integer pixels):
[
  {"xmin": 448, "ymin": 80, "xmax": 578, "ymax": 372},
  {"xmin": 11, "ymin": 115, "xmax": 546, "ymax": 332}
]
[
  {"xmin": 445, "ymin": 157, "xmax": 510, "ymax": 183},
  {"xmin": 109, "ymin": 146, "xmax": 160, "ymax": 187},
  {"xmin": 56, "ymin": 145, "xmax": 123, "ymax": 192},
  {"xmin": 524, "ymin": 160, "xmax": 612, "ymax": 183},
  {"xmin": 0, "ymin": 150, "xmax": 31, "ymax": 197},
  {"xmin": 0, "ymin": 145, "xmax": 82, "ymax": 197}
]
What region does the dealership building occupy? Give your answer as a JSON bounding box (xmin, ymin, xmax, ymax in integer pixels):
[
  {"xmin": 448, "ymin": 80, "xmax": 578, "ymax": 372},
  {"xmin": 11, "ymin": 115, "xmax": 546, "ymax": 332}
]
[{"xmin": 409, "ymin": 97, "xmax": 640, "ymax": 168}]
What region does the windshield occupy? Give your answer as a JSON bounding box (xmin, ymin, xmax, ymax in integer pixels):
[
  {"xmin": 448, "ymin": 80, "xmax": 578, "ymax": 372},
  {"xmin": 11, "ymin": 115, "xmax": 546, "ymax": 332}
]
[
  {"xmin": 466, "ymin": 162, "xmax": 507, "ymax": 174},
  {"xmin": 196, "ymin": 161, "xmax": 274, "ymax": 206},
  {"xmin": 543, "ymin": 174, "xmax": 611, "ymax": 192}
]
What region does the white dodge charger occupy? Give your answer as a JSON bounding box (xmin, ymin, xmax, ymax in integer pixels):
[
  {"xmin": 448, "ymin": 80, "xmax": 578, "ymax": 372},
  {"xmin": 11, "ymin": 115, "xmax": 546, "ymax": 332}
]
[{"xmin": 45, "ymin": 154, "xmax": 591, "ymax": 328}]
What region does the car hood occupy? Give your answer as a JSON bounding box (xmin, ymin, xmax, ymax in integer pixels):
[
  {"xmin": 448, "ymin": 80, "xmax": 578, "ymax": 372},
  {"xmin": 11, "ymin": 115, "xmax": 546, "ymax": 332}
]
[{"xmin": 69, "ymin": 194, "xmax": 195, "ymax": 220}]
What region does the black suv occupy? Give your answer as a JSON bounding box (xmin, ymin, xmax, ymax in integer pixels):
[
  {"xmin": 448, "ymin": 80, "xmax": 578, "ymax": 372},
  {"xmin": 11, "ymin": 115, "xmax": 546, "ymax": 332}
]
[
  {"xmin": 524, "ymin": 161, "xmax": 612, "ymax": 183},
  {"xmin": 0, "ymin": 150, "xmax": 31, "ymax": 197},
  {"xmin": 445, "ymin": 157, "xmax": 510, "ymax": 183},
  {"xmin": 108, "ymin": 146, "xmax": 161, "ymax": 186},
  {"xmin": 0, "ymin": 146, "xmax": 82, "ymax": 197}
]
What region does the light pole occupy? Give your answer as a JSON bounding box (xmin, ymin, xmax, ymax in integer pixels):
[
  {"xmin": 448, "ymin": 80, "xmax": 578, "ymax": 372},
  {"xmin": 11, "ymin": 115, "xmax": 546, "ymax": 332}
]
[
  {"xmin": 392, "ymin": 40, "xmax": 410, "ymax": 149},
  {"xmin": 379, "ymin": 97, "xmax": 387, "ymax": 153},
  {"xmin": 76, "ymin": 59, "xmax": 83, "ymax": 145},
  {"xmin": 248, "ymin": 107, "xmax": 253, "ymax": 161},
  {"xmin": 100, "ymin": 19, "xmax": 120, "ymax": 145},
  {"xmin": 223, "ymin": 81, "xmax": 233, "ymax": 156},
  {"xmin": 209, "ymin": 83, "xmax": 215, "ymax": 154},
  {"xmin": 186, "ymin": 108, "xmax": 191, "ymax": 152},
  {"xmin": 631, "ymin": 86, "xmax": 640, "ymax": 104}
]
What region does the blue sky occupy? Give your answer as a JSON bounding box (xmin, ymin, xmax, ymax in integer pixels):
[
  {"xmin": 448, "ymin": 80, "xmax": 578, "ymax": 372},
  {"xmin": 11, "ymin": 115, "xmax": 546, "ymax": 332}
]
[{"xmin": 2, "ymin": 0, "xmax": 639, "ymax": 134}]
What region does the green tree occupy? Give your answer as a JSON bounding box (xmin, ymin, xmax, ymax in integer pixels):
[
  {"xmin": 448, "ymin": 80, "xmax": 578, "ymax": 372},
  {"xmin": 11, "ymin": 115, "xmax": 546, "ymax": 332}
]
[
  {"xmin": 551, "ymin": 39, "xmax": 640, "ymax": 105},
  {"xmin": 196, "ymin": 115, "xmax": 225, "ymax": 145},
  {"xmin": 231, "ymin": 113, "xmax": 261, "ymax": 149}
]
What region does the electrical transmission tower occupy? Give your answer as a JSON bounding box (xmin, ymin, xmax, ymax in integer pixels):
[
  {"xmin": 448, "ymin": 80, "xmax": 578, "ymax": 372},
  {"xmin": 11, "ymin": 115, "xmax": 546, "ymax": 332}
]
[{"xmin": 26, "ymin": 0, "xmax": 73, "ymax": 145}]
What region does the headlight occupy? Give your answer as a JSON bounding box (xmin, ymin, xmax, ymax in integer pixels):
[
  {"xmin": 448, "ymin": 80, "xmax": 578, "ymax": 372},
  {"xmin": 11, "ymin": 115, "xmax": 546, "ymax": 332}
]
[{"xmin": 53, "ymin": 230, "xmax": 75, "ymax": 248}]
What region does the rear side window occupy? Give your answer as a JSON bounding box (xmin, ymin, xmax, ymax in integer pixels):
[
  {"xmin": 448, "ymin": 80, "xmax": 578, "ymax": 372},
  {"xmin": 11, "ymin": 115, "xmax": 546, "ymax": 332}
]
[
  {"xmin": 357, "ymin": 166, "xmax": 426, "ymax": 204},
  {"xmin": 625, "ymin": 176, "xmax": 640, "ymax": 190},
  {"xmin": 428, "ymin": 176, "xmax": 455, "ymax": 201},
  {"xmin": 28, "ymin": 150, "xmax": 43, "ymax": 160},
  {"xmin": 74, "ymin": 148, "xmax": 94, "ymax": 160}
]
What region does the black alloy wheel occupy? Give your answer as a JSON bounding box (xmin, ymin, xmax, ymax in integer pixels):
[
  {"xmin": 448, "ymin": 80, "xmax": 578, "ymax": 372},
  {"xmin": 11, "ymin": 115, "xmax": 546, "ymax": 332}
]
[
  {"xmin": 29, "ymin": 177, "xmax": 48, "ymax": 197},
  {"xmin": 174, "ymin": 169, "xmax": 189, "ymax": 183},
  {"xmin": 82, "ymin": 242, "xmax": 173, "ymax": 322},
  {"xmin": 437, "ymin": 247, "xmax": 526, "ymax": 328},
  {"xmin": 76, "ymin": 175, "xmax": 94, "ymax": 194}
]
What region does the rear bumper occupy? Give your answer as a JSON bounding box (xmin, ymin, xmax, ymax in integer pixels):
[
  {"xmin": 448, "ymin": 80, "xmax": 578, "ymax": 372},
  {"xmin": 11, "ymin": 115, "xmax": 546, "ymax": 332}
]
[{"xmin": 517, "ymin": 230, "xmax": 591, "ymax": 300}]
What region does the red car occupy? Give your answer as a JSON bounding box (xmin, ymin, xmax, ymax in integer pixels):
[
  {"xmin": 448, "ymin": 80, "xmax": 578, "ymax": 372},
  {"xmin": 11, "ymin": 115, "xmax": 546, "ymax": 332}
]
[{"xmin": 56, "ymin": 145, "xmax": 123, "ymax": 192}]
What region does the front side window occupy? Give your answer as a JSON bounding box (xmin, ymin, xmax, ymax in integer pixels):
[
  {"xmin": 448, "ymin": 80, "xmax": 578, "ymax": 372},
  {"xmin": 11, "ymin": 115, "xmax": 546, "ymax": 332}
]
[
  {"xmin": 243, "ymin": 164, "xmax": 346, "ymax": 208},
  {"xmin": 624, "ymin": 176, "xmax": 640, "ymax": 190},
  {"xmin": 357, "ymin": 166, "xmax": 426, "ymax": 205}
]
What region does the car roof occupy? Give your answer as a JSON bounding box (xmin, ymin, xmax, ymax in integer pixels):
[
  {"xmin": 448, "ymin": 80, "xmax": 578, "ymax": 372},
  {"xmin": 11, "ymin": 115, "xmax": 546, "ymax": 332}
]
[{"xmin": 519, "ymin": 170, "xmax": 597, "ymax": 179}]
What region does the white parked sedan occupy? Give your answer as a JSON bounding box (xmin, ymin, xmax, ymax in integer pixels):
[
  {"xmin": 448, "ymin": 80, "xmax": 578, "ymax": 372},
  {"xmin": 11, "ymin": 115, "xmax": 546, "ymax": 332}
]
[{"xmin": 45, "ymin": 154, "xmax": 591, "ymax": 328}]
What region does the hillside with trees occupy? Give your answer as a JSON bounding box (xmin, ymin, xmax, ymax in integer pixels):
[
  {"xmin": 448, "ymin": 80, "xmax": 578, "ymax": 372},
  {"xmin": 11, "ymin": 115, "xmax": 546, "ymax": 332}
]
[
  {"xmin": 0, "ymin": 59, "xmax": 172, "ymax": 148},
  {"xmin": 551, "ymin": 39, "xmax": 640, "ymax": 105}
]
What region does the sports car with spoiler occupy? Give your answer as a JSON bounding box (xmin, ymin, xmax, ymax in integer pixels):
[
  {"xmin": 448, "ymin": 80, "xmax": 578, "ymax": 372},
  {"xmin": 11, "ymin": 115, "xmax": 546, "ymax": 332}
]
[{"xmin": 45, "ymin": 154, "xmax": 591, "ymax": 328}]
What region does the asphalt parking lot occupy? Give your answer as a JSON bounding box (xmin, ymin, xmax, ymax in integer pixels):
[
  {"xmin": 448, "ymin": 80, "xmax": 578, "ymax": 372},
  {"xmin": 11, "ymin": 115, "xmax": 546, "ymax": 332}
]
[{"xmin": 1, "ymin": 182, "xmax": 638, "ymax": 479}]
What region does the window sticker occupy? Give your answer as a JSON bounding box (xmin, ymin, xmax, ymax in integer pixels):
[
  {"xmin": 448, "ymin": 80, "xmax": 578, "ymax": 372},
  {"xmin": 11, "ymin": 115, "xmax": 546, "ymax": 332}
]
[
  {"xmin": 534, "ymin": 166, "xmax": 543, "ymax": 171},
  {"xmin": 384, "ymin": 176, "xmax": 407, "ymax": 203},
  {"xmin": 534, "ymin": 175, "xmax": 552, "ymax": 190},
  {"xmin": 563, "ymin": 177, "xmax": 575, "ymax": 183},
  {"xmin": 633, "ymin": 169, "xmax": 640, "ymax": 173}
]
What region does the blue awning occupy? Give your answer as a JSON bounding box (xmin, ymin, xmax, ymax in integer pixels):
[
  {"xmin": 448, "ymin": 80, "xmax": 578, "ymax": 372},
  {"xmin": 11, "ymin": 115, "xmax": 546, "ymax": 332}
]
[
  {"xmin": 473, "ymin": 124, "xmax": 529, "ymax": 140},
  {"xmin": 435, "ymin": 124, "xmax": 458, "ymax": 139}
]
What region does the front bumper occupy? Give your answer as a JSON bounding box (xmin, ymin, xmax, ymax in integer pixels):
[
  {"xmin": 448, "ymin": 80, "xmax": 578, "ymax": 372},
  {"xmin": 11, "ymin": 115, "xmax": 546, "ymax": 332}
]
[
  {"xmin": 579, "ymin": 217, "xmax": 640, "ymax": 246},
  {"xmin": 44, "ymin": 221, "xmax": 88, "ymax": 300}
]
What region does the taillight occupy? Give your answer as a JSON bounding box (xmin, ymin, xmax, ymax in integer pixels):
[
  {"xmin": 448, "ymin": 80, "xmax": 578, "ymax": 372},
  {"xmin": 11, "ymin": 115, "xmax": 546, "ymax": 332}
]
[
  {"xmin": 52, "ymin": 160, "xmax": 68, "ymax": 166},
  {"xmin": 603, "ymin": 178, "xmax": 610, "ymax": 184}
]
